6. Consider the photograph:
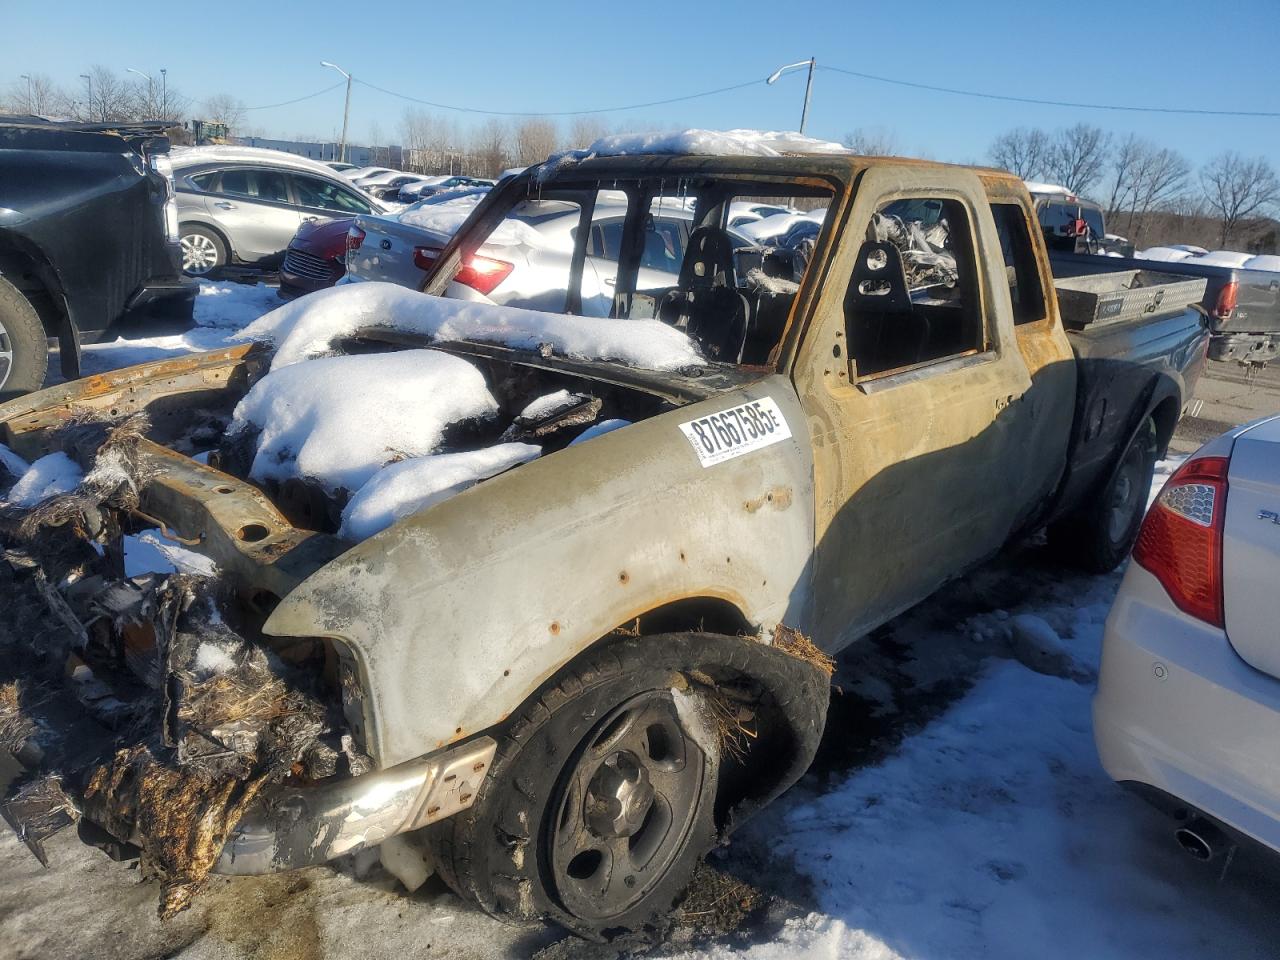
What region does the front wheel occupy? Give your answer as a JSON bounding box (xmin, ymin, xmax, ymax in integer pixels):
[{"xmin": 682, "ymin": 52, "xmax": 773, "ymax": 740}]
[
  {"xmin": 0, "ymin": 274, "xmax": 49, "ymax": 401},
  {"xmin": 1050, "ymin": 417, "xmax": 1158, "ymax": 573},
  {"xmin": 425, "ymin": 635, "xmax": 722, "ymax": 940},
  {"xmin": 179, "ymin": 225, "xmax": 226, "ymax": 276}
]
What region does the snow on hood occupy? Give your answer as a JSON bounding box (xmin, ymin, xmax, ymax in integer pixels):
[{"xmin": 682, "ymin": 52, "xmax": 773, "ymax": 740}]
[
  {"xmin": 230, "ymin": 349, "xmax": 498, "ymax": 493},
  {"xmin": 534, "ymin": 128, "xmax": 850, "ymax": 182},
  {"xmin": 1135, "ymin": 246, "xmax": 1195, "ymax": 263},
  {"xmin": 339, "ymin": 442, "xmax": 541, "ymax": 541},
  {"xmin": 739, "ymin": 209, "xmax": 827, "ymax": 242},
  {"xmin": 1194, "ymin": 250, "xmax": 1254, "ymax": 268},
  {"xmin": 235, "ymin": 282, "xmax": 706, "ymax": 373}
]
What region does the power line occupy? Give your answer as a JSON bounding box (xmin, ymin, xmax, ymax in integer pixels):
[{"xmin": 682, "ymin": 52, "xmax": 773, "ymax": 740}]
[
  {"xmin": 238, "ymin": 64, "xmax": 1280, "ymax": 122},
  {"xmin": 244, "ymin": 80, "xmax": 346, "ymax": 111},
  {"xmin": 818, "ymin": 64, "xmax": 1280, "ymax": 119},
  {"xmin": 353, "ymin": 75, "xmax": 767, "ymax": 117}
]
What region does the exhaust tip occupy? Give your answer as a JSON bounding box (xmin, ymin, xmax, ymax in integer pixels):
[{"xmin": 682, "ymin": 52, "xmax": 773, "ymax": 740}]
[{"xmin": 1175, "ymin": 818, "xmax": 1223, "ymax": 862}]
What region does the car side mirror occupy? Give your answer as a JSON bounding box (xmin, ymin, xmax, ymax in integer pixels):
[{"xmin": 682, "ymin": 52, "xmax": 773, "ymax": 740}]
[{"xmin": 847, "ymin": 240, "xmax": 912, "ymax": 313}]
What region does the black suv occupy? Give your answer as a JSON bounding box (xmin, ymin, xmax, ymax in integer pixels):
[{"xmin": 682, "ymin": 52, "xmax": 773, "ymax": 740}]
[{"xmin": 0, "ymin": 117, "xmax": 193, "ymax": 398}]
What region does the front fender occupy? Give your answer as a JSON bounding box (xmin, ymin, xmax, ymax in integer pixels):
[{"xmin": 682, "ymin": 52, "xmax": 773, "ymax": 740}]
[{"xmin": 264, "ymin": 375, "xmax": 816, "ymax": 768}]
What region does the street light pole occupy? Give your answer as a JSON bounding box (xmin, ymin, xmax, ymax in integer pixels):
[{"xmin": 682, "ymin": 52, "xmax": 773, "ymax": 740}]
[
  {"xmin": 320, "ymin": 61, "xmax": 352, "ymax": 163},
  {"xmin": 19, "ymin": 74, "xmax": 32, "ymax": 113},
  {"xmin": 766, "ymin": 58, "xmax": 816, "ymax": 135},
  {"xmin": 160, "ymin": 68, "xmax": 167, "ymax": 122},
  {"xmin": 127, "ymin": 68, "xmax": 154, "ymax": 118},
  {"xmin": 80, "ymin": 73, "xmax": 93, "ymax": 122}
]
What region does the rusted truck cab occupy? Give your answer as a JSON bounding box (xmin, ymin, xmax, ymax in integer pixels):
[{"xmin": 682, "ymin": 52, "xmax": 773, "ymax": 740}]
[{"xmin": 0, "ymin": 147, "xmax": 1205, "ymax": 938}]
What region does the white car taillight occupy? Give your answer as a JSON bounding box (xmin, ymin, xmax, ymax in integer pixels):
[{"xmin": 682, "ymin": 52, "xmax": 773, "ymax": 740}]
[{"xmin": 1132, "ymin": 456, "xmax": 1229, "ymax": 626}]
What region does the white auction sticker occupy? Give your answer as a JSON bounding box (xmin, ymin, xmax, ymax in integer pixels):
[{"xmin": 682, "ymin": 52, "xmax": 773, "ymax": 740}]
[{"xmin": 679, "ymin": 397, "xmax": 792, "ymax": 467}]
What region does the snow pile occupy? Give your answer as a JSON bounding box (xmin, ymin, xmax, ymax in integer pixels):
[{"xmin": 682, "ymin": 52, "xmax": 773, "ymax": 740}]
[
  {"xmin": 535, "ymin": 128, "xmax": 849, "ymax": 182},
  {"xmin": 3, "ymin": 452, "xmax": 83, "ymax": 507},
  {"xmin": 192, "ymin": 281, "xmax": 284, "ymax": 330},
  {"xmin": 339, "ymin": 442, "xmax": 540, "ymax": 541},
  {"xmin": 237, "ymin": 281, "xmax": 706, "ymax": 372},
  {"xmin": 230, "ymin": 350, "xmax": 497, "ymax": 492},
  {"xmin": 70, "ymin": 281, "xmax": 279, "ymax": 381}
]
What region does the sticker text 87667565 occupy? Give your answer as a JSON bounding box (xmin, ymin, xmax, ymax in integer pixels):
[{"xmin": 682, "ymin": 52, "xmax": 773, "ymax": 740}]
[{"xmin": 679, "ymin": 397, "xmax": 793, "ymax": 467}]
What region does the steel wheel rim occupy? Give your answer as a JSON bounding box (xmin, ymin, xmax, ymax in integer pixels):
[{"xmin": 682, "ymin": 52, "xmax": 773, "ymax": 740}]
[
  {"xmin": 181, "ymin": 233, "xmax": 218, "ymax": 275},
  {"xmin": 548, "ymin": 690, "xmax": 705, "ymax": 922},
  {"xmin": 0, "ymin": 318, "xmax": 11, "ymax": 389}
]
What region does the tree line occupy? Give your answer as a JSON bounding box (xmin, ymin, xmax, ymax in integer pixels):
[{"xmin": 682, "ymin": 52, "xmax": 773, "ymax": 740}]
[
  {"xmin": 2, "ymin": 67, "xmax": 247, "ymax": 140},
  {"xmin": 989, "ymin": 124, "xmax": 1279, "ymax": 248}
]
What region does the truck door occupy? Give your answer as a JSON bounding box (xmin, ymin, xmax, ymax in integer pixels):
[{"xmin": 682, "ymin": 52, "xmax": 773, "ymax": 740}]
[{"xmin": 793, "ymin": 166, "xmax": 1047, "ymax": 648}]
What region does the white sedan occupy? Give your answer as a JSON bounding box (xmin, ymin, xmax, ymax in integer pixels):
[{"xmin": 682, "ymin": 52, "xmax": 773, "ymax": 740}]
[
  {"xmin": 345, "ymin": 192, "xmax": 754, "ymax": 316},
  {"xmin": 1095, "ymin": 413, "xmax": 1280, "ymax": 862}
]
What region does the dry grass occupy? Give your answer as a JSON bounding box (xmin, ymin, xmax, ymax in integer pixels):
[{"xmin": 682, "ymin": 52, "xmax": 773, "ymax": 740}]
[{"xmin": 771, "ymin": 623, "xmax": 835, "ymax": 677}]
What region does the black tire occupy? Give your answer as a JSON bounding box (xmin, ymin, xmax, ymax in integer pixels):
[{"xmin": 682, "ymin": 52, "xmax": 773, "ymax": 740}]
[
  {"xmin": 0, "ymin": 274, "xmax": 49, "ymax": 401},
  {"xmin": 179, "ymin": 224, "xmax": 227, "ymax": 276},
  {"xmin": 1049, "ymin": 417, "xmax": 1158, "ymax": 573},
  {"xmin": 425, "ymin": 634, "xmax": 724, "ymax": 941}
]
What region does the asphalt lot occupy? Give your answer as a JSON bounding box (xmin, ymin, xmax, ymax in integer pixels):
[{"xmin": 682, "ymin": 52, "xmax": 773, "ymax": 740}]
[{"xmin": 1170, "ymin": 359, "xmax": 1280, "ymax": 454}]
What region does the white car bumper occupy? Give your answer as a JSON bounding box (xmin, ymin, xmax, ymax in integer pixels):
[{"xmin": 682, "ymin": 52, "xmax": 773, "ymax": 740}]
[{"xmin": 1094, "ymin": 563, "xmax": 1280, "ymax": 854}]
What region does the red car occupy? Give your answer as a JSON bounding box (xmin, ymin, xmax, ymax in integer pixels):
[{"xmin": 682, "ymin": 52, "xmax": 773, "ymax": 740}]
[{"xmin": 279, "ymin": 217, "xmax": 352, "ymax": 299}]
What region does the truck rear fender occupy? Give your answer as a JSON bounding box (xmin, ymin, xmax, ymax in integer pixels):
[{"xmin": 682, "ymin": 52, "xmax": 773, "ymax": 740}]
[{"xmin": 261, "ymin": 376, "xmax": 819, "ymax": 771}]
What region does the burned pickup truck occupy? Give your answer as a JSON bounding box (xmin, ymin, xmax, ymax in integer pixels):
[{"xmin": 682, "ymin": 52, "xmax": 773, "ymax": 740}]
[{"xmin": 0, "ymin": 140, "xmax": 1207, "ymax": 940}]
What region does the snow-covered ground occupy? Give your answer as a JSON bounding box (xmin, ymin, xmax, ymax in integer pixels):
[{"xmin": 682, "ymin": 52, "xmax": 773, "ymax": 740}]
[{"xmin": 5, "ymin": 284, "xmax": 1278, "ymax": 959}]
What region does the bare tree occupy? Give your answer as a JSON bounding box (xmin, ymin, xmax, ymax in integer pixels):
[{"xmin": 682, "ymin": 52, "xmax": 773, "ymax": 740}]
[
  {"xmin": 1201, "ymin": 152, "xmax": 1280, "ymax": 246},
  {"xmin": 1043, "ymin": 123, "xmax": 1111, "ymax": 195},
  {"xmin": 567, "ymin": 115, "xmax": 609, "ymax": 150},
  {"xmin": 988, "ymin": 127, "xmax": 1049, "ymax": 179},
  {"xmin": 201, "ymin": 94, "xmax": 247, "ymax": 135},
  {"xmin": 842, "ymin": 127, "xmax": 897, "ymax": 156},
  {"xmin": 1104, "ymin": 135, "xmax": 1190, "ymax": 240},
  {"xmin": 513, "ymin": 117, "xmax": 560, "ymax": 165},
  {"xmin": 4, "ymin": 73, "xmax": 61, "ymax": 115},
  {"xmin": 470, "ymin": 119, "xmax": 509, "ymax": 177}
]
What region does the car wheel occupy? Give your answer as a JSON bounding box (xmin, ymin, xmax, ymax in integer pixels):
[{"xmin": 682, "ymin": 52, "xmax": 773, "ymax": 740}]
[
  {"xmin": 0, "ymin": 274, "xmax": 49, "ymax": 401},
  {"xmin": 425, "ymin": 634, "xmax": 722, "ymax": 941},
  {"xmin": 1050, "ymin": 417, "xmax": 1158, "ymax": 573},
  {"xmin": 179, "ymin": 225, "xmax": 226, "ymax": 276}
]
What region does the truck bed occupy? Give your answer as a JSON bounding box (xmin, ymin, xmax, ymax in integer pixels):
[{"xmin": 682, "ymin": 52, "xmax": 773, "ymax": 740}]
[{"xmin": 1051, "ymin": 250, "xmax": 1280, "ymax": 339}]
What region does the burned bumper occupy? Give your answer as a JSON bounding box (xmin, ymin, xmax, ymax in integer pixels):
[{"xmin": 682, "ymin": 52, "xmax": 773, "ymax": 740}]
[{"xmin": 216, "ymin": 735, "xmax": 496, "ymax": 874}]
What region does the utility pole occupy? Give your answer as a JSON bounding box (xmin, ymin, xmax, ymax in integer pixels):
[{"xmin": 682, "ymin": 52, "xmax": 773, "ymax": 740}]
[
  {"xmin": 320, "ymin": 61, "xmax": 352, "ymax": 163},
  {"xmin": 19, "ymin": 74, "xmax": 32, "ymax": 113},
  {"xmin": 160, "ymin": 68, "xmax": 167, "ymax": 122},
  {"xmin": 767, "ymin": 58, "xmax": 816, "ymax": 135},
  {"xmin": 80, "ymin": 73, "xmax": 93, "ymax": 122}
]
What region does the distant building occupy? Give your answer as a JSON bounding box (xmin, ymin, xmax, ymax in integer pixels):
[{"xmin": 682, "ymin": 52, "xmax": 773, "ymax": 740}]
[{"xmin": 233, "ymin": 136, "xmax": 405, "ymax": 168}]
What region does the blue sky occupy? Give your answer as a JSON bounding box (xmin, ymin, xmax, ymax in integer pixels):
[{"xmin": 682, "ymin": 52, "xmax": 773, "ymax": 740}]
[{"xmin": 7, "ymin": 0, "xmax": 1279, "ymax": 169}]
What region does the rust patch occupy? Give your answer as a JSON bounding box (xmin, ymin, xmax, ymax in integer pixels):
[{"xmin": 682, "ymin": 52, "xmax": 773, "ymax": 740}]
[{"xmin": 743, "ymin": 486, "xmax": 794, "ymax": 514}]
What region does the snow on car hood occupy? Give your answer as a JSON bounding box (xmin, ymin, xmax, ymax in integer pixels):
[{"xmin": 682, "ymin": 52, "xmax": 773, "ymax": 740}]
[{"xmin": 235, "ymin": 281, "xmax": 706, "ymax": 373}]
